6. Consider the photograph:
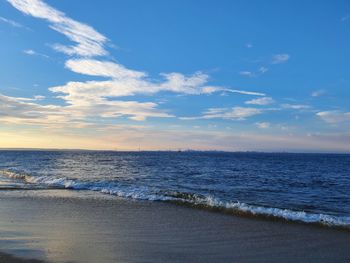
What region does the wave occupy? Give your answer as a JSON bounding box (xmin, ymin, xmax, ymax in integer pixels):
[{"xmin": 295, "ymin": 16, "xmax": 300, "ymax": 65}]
[{"xmin": 1, "ymin": 169, "xmax": 350, "ymax": 228}]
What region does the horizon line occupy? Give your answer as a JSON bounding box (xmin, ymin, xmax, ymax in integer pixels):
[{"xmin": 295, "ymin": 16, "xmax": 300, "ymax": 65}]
[{"xmin": 0, "ymin": 147, "xmax": 349, "ymax": 155}]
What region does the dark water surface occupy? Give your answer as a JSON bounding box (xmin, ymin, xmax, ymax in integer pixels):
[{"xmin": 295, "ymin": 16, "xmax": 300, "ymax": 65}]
[{"xmin": 0, "ymin": 151, "xmax": 349, "ymax": 227}]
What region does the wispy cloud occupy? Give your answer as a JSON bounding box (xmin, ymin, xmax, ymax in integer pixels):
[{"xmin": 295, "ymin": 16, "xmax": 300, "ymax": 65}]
[
  {"xmin": 65, "ymin": 58, "xmax": 145, "ymax": 79},
  {"xmin": 245, "ymin": 43, "xmax": 253, "ymax": 48},
  {"xmin": 62, "ymin": 58, "xmax": 265, "ymax": 98},
  {"xmin": 61, "ymin": 58, "xmax": 226, "ymax": 97},
  {"xmin": 272, "ymin": 54, "xmax": 290, "ymax": 64},
  {"xmin": 23, "ymin": 49, "xmax": 35, "ymax": 55},
  {"xmin": 34, "ymin": 95, "xmax": 45, "ymax": 100},
  {"xmin": 0, "ymin": 94, "xmax": 61, "ymax": 124},
  {"xmin": 0, "ymin": 92, "xmax": 173, "ymax": 124},
  {"xmin": 226, "ymin": 89, "xmax": 265, "ymax": 96},
  {"xmin": 240, "ymin": 53, "xmax": 289, "ymax": 78},
  {"xmin": 7, "ymin": 0, "xmax": 108, "ymax": 57},
  {"xmin": 6, "ymin": 0, "xmax": 266, "ymax": 127},
  {"xmin": 317, "ymin": 111, "xmax": 350, "ymax": 124},
  {"xmin": 0, "ymin": 16, "xmax": 27, "ymax": 28},
  {"xmin": 23, "ymin": 49, "xmax": 49, "ymax": 58},
  {"xmin": 239, "ymin": 67, "xmax": 268, "ymax": 78},
  {"xmin": 9, "ymin": 94, "xmax": 45, "ymax": 101},
  {"xmin": 281, "ymin": 104, "xmax": 311, "ymax": 110},
  {"xmin": 311, "ymin": 89, "xmax": 326, "ymax": 97},
  {"xmin": 255, "ymin": 122, "xmax": 270, "ymax": 129},
  {"xmin": 181, "ymin": 107, "xmax": 262, "ymax": 121},
  {"xmin": 239, "ymin": 71, "xmax": 254, "ymax": 77},
  {"xmin": 258, "ymin": 66, "xmax": 268, "ymax": 74},
  {"xmin": 245, "ymin": 97, "xmax": 274, "ymax": 105}
]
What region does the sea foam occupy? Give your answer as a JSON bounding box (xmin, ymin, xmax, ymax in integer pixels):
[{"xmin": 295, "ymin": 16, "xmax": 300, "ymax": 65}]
[{"xmin": 1, "ymin": 169, "xmax": 349, "ymax": 228}]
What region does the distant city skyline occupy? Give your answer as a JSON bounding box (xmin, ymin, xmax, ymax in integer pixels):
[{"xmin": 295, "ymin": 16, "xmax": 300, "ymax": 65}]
[{"xmin": 0, "ymin": 0, "xmax": 349, "ymax": 152}]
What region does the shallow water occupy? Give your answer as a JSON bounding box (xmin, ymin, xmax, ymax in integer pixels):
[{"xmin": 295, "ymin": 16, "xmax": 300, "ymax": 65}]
[{"xmin": 0, "ymin": 151, "xmax": 349, "ymax": 227}]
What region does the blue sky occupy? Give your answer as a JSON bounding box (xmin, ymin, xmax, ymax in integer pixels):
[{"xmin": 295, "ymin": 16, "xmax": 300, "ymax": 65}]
[{"xmin": 0, "ymin": 0, "xmax": 350, "ymax": 152}]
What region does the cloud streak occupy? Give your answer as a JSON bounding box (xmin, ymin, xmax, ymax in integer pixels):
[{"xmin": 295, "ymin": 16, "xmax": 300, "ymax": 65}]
[
  {"xmin": 0, "ymin": 16, "xmax": 27, "ymax": 28},
  {"xmin": 272, "ymin": 54, "xmax": 290, "ymax": 64},
  {"xmin": 317, "ymin": 111, "xmax": 350, "ymax": 124},
  {"xmin": 281, "ymin": 104, "xmax": 311, "ymax": 110},
  {"xmin": 245, "ymin": 97, "xmax": 274, "ymax": 105},
  {"xmin": 8, "ymin": 0, "xmax": 108, "ymax": 57},
  {"xmin": 53, "ymin": 62, "xmax": 266, "ymax": 103},
  {"xmin": 0, "ymin": 93, "xmax": 173, "ymax": 124},
  {"xmin": 239, "ymin": 67, "xmax": 268, "ymax": 78},
  {"xmin": 23, "ymin": 49, "xmax": 49, "ymax": 58},
  {"xmin": 255, "ymin": 122, "xmax": 270, "ymax": 129},
  {"xmin": 311, "ymin": 89, "xmax": 326, "ymax": 97},
  {"xmin": 6, "ymin": 0, "xmax": 267, "ymax": 126},
  {"xmin": 7, "ymin": 0, "xmax": 264, "ymax": 98},
  {"xmin": 181, "ymin": 107, "xmax": 262, "ymax": 121}
]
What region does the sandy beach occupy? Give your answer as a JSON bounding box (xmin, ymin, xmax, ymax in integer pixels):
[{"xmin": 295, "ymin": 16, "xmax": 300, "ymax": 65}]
[
  {"xmin": 1, "ymin": 0, "xmax": 350, "ymax": 261},
  {"xmin": 0, "ymin": 189, "xmax": 349, "ymax": 263}
]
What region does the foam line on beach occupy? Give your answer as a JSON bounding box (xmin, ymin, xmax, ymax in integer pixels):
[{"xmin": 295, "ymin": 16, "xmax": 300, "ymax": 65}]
[{"xmin": 1, "ymin": 169, "xmax": 350, "ymax": 228}]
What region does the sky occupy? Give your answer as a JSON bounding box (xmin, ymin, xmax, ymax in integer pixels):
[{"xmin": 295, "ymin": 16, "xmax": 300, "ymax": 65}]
[{"xmin": 0, "ymin": 0, "xmax": 350, "ymax": 152}]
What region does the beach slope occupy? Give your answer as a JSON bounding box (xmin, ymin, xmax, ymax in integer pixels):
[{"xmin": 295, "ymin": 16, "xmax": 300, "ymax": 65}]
[{"xmin": 1, "ymin": 190, "xmax": 350, "ymax": 263}]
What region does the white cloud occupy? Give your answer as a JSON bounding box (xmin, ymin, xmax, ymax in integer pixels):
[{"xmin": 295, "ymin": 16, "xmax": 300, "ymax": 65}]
[
  {"xmin": 7, "ymin": 0, "xmax": 267, "ymax": 127},
  {"xmin": 160, "ymin": 72, "xmax": 214, "ymax": 94},
  {"xmin": 258, "ymin": 66, "xmax": 268, "ymax": 74},
  {"xmin": 181, "ymin": 107, "xmax": 262, "ymax": 121},
  {"xmin": 255, "ymin": 122, "xmax": 270, "ymax": 129},
  {"xmin": 272, "ymin": 54, "xmax": 290, "ymax": 64},
  {"xmin": 23, "ymin": 49, "xmax": 49, "ymax": 58},
  {"xmin": 23, "ymin": 49, "xmax": 35, "ymax": 55},
  {"xmin": 281, "ymin": 104, "xmax": 311, "ymax": 110},
  {"xmin": 0, "ymin": 16, "xmax": 26, "ymax": 28},
  {"xmin": 34, "ymin": 95, "xmax": 45, "ymax": 100},
  {"xmin": 227, "ymin": 89, "xmax": 265, "ymax": 96},
  {"xmin": 239, "ymin": 67, "xmax": 268, "ymax": 78},
  {"xmin": 65, "ymin": 59, "xmax": 146, "ymax": 79},
  {"xmin": 245, "ymin": 43, "xmax": 253, "ymax": 48},
  {"xmin": 8, "ymin": 0, "xmax": 267, "ymax": 99},
  {"xmin": 0, "ymin": 92, "xmax": 173, "ymax": 124},
  {"xmin": 21, "ymin": 95, "xmax": 45, "ymax": 101},
  {"xmin": 0, "ymin": 94, "xmax": 61, "ymax": 123},
  {"xmin": 57, "ymin": 58, "xmax": 266, "ymax": 103},
  {"xmin": 245, "ymin": 97, "xmax": 274, "ymax": 105},
  {"xmin": 239, "ymin": 71, "xmax": 254, "ymax": 77},
  {"xmin": 311, "ymin": 89, "xmax": 326, "ymax": 97},
  {"xmin": 7, "ymin": 0, "xmax": 107, "ymax": 57},
  {"xmin": 49, "ymin": 71, "xmax": 225, "ymax": 103},
  {"xmin": 317, "ymin": 111, "xmax": 350, "ymax": 124}
]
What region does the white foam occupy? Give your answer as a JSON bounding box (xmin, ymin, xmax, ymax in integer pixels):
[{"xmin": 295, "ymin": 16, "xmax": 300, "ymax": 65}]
[
  {"xmin": 0, "ymin": 170, "xmax": 26, "ymax": 180},
  {"xmin": 1, "ymin": 169, "xmax": 349, "ymax": 228},
  {"xmin": 186, "ymin": 195, "xmax": 350, "ymax": 227}
]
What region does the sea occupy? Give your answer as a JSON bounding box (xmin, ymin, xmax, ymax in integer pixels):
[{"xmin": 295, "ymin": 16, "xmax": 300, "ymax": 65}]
[{"xmin": 0, "ymin": 150, "xmax": 349, "ymax": 228}]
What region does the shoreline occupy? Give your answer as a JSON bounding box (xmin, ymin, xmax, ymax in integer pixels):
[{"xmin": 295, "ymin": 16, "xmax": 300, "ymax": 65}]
[
  {"xmin": 1, "ymin": 189, "xmax": 350, "ymax": 262},
  {"xmin": 170, "ymin": 200, "xmax": 350, "ymax": 231},
  {"xmin": 0, "ymin": 252, "xmax": 44, "ymax": 263},
  {"xmin": 2, "ymin": 168, "xmax": 349, "ymax": 230}
]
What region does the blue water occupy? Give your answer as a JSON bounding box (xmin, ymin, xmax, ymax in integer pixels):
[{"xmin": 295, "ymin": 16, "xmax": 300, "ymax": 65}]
[{"xmin": 0, "ymin": 151, "xmax": 350, "ymax": 227}]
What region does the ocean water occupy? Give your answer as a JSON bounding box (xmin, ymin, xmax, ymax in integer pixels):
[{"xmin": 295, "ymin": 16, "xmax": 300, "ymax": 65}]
[{"xmin": 0, "ymin": 151, "xmax": 349, "ymax": 227}]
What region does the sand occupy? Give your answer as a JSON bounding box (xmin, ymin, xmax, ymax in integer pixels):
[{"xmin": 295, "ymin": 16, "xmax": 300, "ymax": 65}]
[
  {"xmin": 0, "ymin": 253, "xmax": 44, "ymax": 263},
  {"xmin": 0, "ymin": 189, "xmax": 350, "ymax": 263}
]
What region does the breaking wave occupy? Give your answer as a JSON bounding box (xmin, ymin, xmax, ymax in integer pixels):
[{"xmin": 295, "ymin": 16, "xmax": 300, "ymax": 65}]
[{"xmin": 1, "ymin": 169, "xmax": 350, "ymax": 228}]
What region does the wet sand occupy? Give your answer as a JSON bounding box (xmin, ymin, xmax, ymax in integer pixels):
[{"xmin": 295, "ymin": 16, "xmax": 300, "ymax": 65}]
[
  {"xmin": 0, "ymin": 253, "xmax": 44, "ymax": 263},
  {"xmin": 1, "ymin": 189, "xmax": 350, "ymax": 263}
]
